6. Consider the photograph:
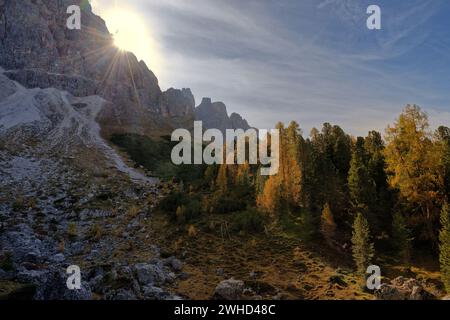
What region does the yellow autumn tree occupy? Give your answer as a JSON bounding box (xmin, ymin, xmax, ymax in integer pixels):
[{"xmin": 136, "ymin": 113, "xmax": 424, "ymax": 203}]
[
  {"xmin": 257, "ymin": 176, "xmax": 281, "ymax": 216},
  {"xmin": 384, "ymin": 105, "xmax": 444, "ymax": 243}
]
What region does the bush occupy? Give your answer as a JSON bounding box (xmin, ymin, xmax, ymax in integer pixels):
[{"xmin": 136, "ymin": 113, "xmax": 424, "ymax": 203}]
[
  {"xmin": 159, "ymin": 191, "xmax": 188, "ymax": 213},
  {"xmin": 67, "ymin": 222, "xmax": 78, "ymax": 239},
  {"xmin": 187, "ymin": 225, "xmax": 198, "ymax": 237},
  {"xmin": 232, "ymin": 209, "xmax": 266, "ymax": 233},
  {"xmin": 159, "ymin": 192, "xmax": 202, "ymax": 223},
  {"xmin": 12, "ymin": 196, "xmax": 26, "ymax": 212},
  {"xmin": 211, "ymin": 194, "xmax": 244, "ymax": 214}
]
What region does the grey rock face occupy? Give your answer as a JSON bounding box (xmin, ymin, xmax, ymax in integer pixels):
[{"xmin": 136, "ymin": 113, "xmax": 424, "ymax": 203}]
[
  {"xmin": 1, "ymin": 224, "xmax": 47, "ymax": 264},
  {"xmin": 0, "ymin": 0, "xmax": 193, "ymax": 136},
  {"xmin": 195, "ymin": 97, "xmax": 252, "ymax": 134},
  {"xmin": 214, "ymin": 278, "xmax": 245, "ymax": 300},
  {"xmin": 34, "ymin": 268, "xmax": 92, "ymax": 300},
  {"xmin": 161, "ymin": 88, "xmax": 195, "ymax": 118}
]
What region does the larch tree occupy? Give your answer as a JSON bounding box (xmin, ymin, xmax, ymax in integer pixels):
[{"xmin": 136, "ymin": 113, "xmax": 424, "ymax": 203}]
[
  {"xmin": 257, "ymin": 176, "xmax": 281, "ymax": 217},
  {"xmin": 384, "ymin": 105, "xmax": 444, "ymax": 244}
]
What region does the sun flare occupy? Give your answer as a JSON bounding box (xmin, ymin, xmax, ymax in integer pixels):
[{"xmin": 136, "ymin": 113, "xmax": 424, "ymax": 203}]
[{"xmin": 99, "ymin": 7, "xmax": 162, "ymax": 75}]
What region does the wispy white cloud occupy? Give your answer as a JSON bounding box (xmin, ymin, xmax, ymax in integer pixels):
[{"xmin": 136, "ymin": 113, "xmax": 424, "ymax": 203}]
[{"xmin": 91, "ymin": 0, "xmax": 450, "ymax": 136}]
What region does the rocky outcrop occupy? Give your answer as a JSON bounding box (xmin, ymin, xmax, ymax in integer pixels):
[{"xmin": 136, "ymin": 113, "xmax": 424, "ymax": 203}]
[
  {"xmin": 214, "ymin": 278, "xmax": 245, "ymax": 300},
  {"xmin": 374, "ymin": 277, "xmax": 436, "ymax": 300},
  {"xmin": 230, "ymin": 112, "xmax": 251, "ymax": 131},
  {"xmin": 195, "ymin": 98, "xmax": 251, "ymax": 133},
  {"xmin": 161, "ymin": 88, "xmax": 195, "ymax": 118}
]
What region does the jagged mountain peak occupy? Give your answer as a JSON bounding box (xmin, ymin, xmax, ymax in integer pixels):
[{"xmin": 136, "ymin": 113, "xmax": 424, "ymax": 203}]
[{"xmin": 195, "ymin": 97, "xmax": 251, "ymax": 133}]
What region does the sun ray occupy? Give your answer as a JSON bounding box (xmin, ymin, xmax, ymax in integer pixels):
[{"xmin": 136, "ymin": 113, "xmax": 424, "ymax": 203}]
[{"xmin": 91, "ymin": 4, "xmax": 162, "ymax": 76}]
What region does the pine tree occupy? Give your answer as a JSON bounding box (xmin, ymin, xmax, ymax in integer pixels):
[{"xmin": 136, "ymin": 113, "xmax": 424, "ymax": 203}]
[
  {"xmin": 439, "ymin": 203, "xmax": 450, "ymax": 293},
  {"xmin": 365, "ymin": 131, "xmax": 393, "ymax": 234},
  {"xmin": 392, "ymin": 212, "xmax": 412, "ymax": 266},
  {"xmin": 300, "ymin": 210, "xmax": 317, "ymax": 242},
  {"xmin": 351, "ymin": 213, "xmax": 375, "ymax": 276},
  {"xmin": 348, "ymin": 138, "xmax": 375, "ymax": 214},
  {"xmin": 216, "ymin": 164, "xmax": 228, "ymax": 193},
  {"xmin": 436, "ymin": 126, "xmax": 450, "ymax": 202},
  {"xmin": 321, "ymin": 203, "xmax": 336, "ymax": 244}
]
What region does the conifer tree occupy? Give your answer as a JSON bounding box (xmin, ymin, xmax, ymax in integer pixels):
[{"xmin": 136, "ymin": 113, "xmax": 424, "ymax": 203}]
[
  {"xmin": 351, "ymin": 213, "xmax": 375, "ymax": 276},
  {"xmin": 216, "ymin": 164, "xmax": 228, "ymax": 193},
  {"xmin": 439, "ymin": 203, "xmax": 450, "ymax": 293},
  {"xmin": 321, "ymin": 203, "xmax": 336, "ymax": 244},
  {"xmin": 436, "ymin": 126, "xmax": 450, "ymax": 202},
  {"xmin": 300, "ymin": 210, "xmax": 317, "ymax": 242},
  {"xmin": 392, "ymin": 212, "xmax": 412, "ymax": 266},
  {"xmin": 348, "ymin": 138, "xmax": 374, "ymax": 213}
]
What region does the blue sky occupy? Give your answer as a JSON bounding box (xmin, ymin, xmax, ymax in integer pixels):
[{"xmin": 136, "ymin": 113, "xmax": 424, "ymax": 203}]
[{"xmin": 91, "ymin": 0, "xmax": 450, "ymax": 136}]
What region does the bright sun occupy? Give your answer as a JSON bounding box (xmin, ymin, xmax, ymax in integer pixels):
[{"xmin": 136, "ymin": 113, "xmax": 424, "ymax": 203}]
[{"xmin": 100, "ymin": 8, "xmax": 162, "ymax": 75}]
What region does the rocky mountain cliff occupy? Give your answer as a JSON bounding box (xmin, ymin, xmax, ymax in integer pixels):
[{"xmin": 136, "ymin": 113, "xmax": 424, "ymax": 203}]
[
  {"xmin": 0, "ymin": 1, "xmax": 253, "ymax": 300},
  {"xmin": 0, "ymin": 0, "xmax": 195, "ymax": 137},
  {"xmin": 195, "ymin": 98, "xmax": 251, "ymax": 134}
]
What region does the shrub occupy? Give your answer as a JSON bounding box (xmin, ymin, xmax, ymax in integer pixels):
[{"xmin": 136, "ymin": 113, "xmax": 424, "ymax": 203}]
[
  {"xmin": 159, "ymin": 192, "xmax": 202, "ymax": 223},
  {"xmin": 0, "ymin": 252, "xmax": 14, "ymax": 271},
  {"xmin": 187, "ymin": 225, "xmax": 198, "ymax": 237},
  {"xmin": 232, "ymin": 209, "xmax": 266, "ymax": 233}
]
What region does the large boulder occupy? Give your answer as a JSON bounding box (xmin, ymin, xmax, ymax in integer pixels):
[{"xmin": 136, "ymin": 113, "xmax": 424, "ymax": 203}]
[
  {"xmin": 134, "ymin": 263, "xmax": 166, "ymax": 286},
  {"xmin": 34, "ymin": 268, "xmax": 92, "ymax": 300},
  {"xmin": 214, "ymin": 278, "xmax": 245, "ymax": 300},
  {"xmin": 375, "ymin": 277, "xmax": 436, "ymax": 300}
]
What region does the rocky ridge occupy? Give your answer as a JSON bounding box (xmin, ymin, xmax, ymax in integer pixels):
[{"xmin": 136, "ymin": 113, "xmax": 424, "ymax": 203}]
[{"xmin": 195, "ymin": 97, "xmax": 251, "ymax": 134}]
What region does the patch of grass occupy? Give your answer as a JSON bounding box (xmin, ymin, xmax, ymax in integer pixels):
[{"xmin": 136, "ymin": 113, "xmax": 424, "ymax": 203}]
[
  {"xmin": 127, "ymin": 205, "xmax": 141, "ymax": 220},
  {"xmin": 87, "ymin": 223, "xmax": 104, "ymax": 241},
  {"xmin": 0, "ymin": 252, "xmax": 14, "ymax": 271},
  {"xmin": 67, "ymin": 222, "xmax": 78, "ymax": 239},
  {"xmin": 12, "ymin": 196, "xmax": 26, "ymax": 212}
]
